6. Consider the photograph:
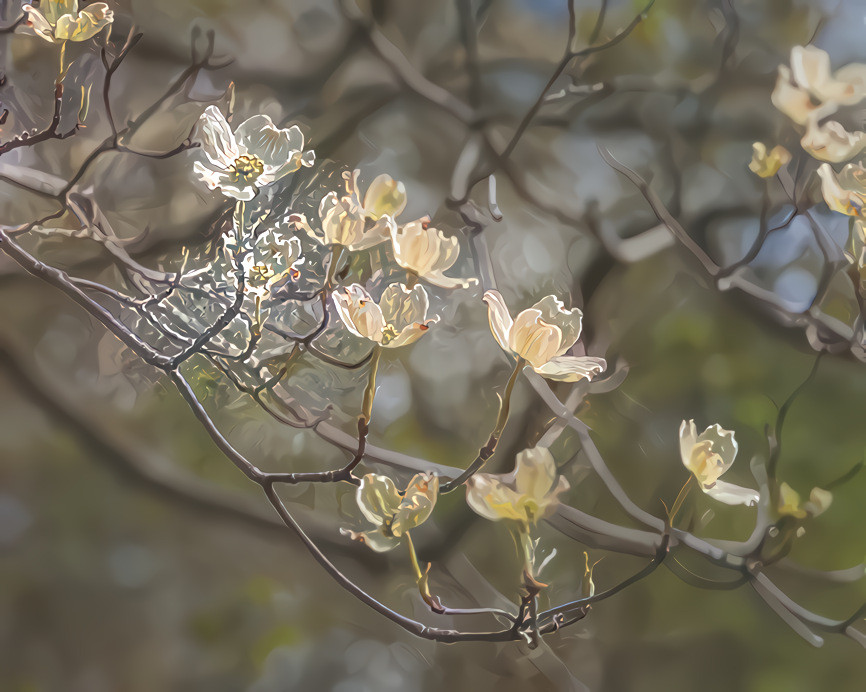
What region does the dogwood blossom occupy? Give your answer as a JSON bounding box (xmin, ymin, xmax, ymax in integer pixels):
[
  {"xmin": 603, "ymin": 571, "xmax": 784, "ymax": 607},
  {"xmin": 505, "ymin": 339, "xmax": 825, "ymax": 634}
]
[
  {"xmin": 332, "ymin": 283, "xmax": 437, "ymax": 347},
  {"xmin": 465, "ymin": 446, "xmax": 569, "ymax": 528},
  {"xmin": 390, "ymin": 216, "xmax": 477, "ymax": 288},
  {"xmin": 771, "ymin": 46, "xmax": 866, "ymax": 125},
  {"xmin": 817, "ymin": 163, "xmax": 866, "ymax": 216},
  {"xmin": 23, "ymin": 0, "xmax": 113, "ymax": 44},
  {"xmin": 240, "ymin": 230, "xmax": 303, "ymax": 301},
  {"xmin": 801, "ymin": 121, "xmax": 866, "ymax": 163},
  {"xmin": 291, "ymin": 170, "xmax": 405, "ymax": 250},
  {"xmin": 341, "ymin": 472, "xmax": 439, "ymax": 552},
  {"xmin": 679, "ymin": 420, "xmax": 759, "ymax": 506},
  {"xmin": 749, "ymin": 143, "xmax": 791, "ymax": 178},
  {"xmin": 194, "ymin": 106, "xmax": 314, "ymax": 201},
  {"xmin": 483, "ymin": 291, "xmax": 606, "ymax": 382}
]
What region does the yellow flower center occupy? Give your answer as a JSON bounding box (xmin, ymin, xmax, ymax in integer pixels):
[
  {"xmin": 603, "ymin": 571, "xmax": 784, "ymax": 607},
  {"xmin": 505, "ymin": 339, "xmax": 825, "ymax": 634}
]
[
  {"xmin": 380, "ymin": 323, "xmax": 399, "ymax": 346},
  {"xmin": 231, "ymin": 155, "xmax": 265, "ymax": 183}
]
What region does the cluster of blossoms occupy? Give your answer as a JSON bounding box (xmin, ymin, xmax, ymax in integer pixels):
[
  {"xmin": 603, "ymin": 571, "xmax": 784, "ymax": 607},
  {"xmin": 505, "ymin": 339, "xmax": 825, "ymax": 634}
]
[
  {"xmin": 191, "ymin": 98, "xmax": 836, "ymax": 592},
  {"xmin": 752, "ymin": 46, "xmax": 866, "ymax": 278}
]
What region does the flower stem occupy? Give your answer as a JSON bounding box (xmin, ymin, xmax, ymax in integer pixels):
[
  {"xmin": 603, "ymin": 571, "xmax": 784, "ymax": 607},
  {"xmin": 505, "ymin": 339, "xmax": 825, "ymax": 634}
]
[
  {"xmin": 404, "ymin": 532, "xmax": 424, "ymax": 582},
  {"xmin": 360, "ymin": 345, "xmax": 381, "ymax": 424},
  {"xmin": 440, "ymin": 357, "xmax": 524, "ymax": 493},
  {"xmin": 57, "ymin": 41, "xmax": 67, "ymax": 84},
  {"xmin": 326, "ymin": 244, "xmax": 346, "ymax": 289},
  {"xmin": 667, "ymin": 475, "xmax": 694, "ymax": 525}
]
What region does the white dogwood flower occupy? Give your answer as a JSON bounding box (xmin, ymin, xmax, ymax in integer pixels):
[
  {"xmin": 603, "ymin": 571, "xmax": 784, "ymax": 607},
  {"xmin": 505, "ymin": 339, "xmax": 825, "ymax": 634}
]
[
  {"xmin": 23, "ymin": 0, "xmax": 113, "ymax": 44},
  {"xmin": 240, "ymin": 231, "xmax": 303, "ymax": 300},
  {"xmin": 771, "ymin": 46, "xmax": 866, "ymax": 125},
  {"xmin": 466, "ymin": 446, "xmax": 569, "ymax": 528},
  {"xmin": 341, "ymin": 472, "xmax": 439, "ymax": 552},
  {"xmin": 332, "ymin": 283, "xmax": 437, "ymax": 348},
  {"xmin": 679, "ymin": 420, "xmax": 759, "ymax": 507},
  {"xmin": 801, "ymin": 121, "xmax": 866, "ymax": 163},
  {"xmin": 291, "ymin": 170, "xmax": 405, "ymax": 250},
  {"xmin": 817, "ymin": 163, "xmax": 866, "ymax": 216},
  {"xmin": 193, "ymin": 106, "xmax": 315, "ymax": 201},
  {"xmin": 483, "ymin": 290, "xmax": 606, "ymax": 382},
  {"xmin": 390, "ymin": 216, "xmax": 477, "ymax": 288}
]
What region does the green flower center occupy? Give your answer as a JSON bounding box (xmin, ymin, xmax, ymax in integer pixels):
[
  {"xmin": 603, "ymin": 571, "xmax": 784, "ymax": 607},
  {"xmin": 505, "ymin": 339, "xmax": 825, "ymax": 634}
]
[{"xmin": 231, "ymin": 155, "xmax": 265, "ymax": 183}]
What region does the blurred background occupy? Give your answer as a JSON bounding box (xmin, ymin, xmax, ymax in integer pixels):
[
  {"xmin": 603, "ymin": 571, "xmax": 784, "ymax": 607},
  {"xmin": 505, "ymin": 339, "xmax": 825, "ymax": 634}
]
[{"xmin": 2, "ymin": 0, "xmax": 866, "ymax": 689}]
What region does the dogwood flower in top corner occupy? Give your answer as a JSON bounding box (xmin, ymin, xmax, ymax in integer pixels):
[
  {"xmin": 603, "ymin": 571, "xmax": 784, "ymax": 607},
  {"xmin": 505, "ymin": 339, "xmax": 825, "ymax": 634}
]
[
  {"xmin": 341, "ymin": 472, "xmax": 439, "ymax": 552},
  {"xmin": 390, "ymin": 216, "xmax": 478, "ymax": 289},
  {"xmin": 483, "ymin": 290, "xmax": 606, "ymax": 382},
  {"xmin": 23, "ymin": 0, "xmax": 114, "ymax": 44},
  {"xmin": 679, "ymin": 420, "xmax": 759, "ymax": 507},
  {"xmin": 291, "ymin": 170, "xmax": 406, "ymax": 251},
  {"xmin": 194, "ymin": 105, "xmax": 315, "ymax": 201},
  {"xmin": 465, "ymin": 446, "xmax": 569, "ymax": 529},
  {"xmin": 332, "ymin": 283, "xmax": 438, "ymax": 347}
]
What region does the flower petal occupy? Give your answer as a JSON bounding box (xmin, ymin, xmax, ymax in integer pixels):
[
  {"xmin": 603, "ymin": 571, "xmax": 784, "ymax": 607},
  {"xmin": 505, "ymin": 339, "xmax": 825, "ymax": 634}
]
[
  {"xmin": 483, "ymin": 290, "xmax": 514, "ymax": 354},
  {"xmin": 465, "ymin": 474, "xmax": 526, "ymax": 522},
  {"xmin": 533, "ymin": 295, "xmax": 583, "ymax": 356},
  {"xmin": 678, "ymin": 419, "xmax": 698, "ymax": 471},
  {"xmin": 704, "ymin": 480, "xmax": 760, "ymax": 507},
  {"xmin": 363, "ymin": 174, "xmax": 407, "ymax": 219},
  {"xmin": 198, "ymin": 106, "xmax": 239, "ymax": 168},
  {"xmin": 356, "ymin": 473, "xmax": 402, "ymax": 526},
  {"xmin": 801, "ymin": 121, "xmax": 866, "ymax": 163},
  {"xmin": 532, "ymin": 355, "xmax": 606, "ymax": 382},
  {"xmin": 22, "ymin": 5, "xmax": 58, "ymax": 42},
  {"xmin": 380, "ymin": 283, "xmax": 429, "ymax": 331},
  {"xmin": 510, "ymin": 308, "xmax": 562, "ymax": 367},
  {"xmin": 235, "ymin": 115, "xmax": 305, "ymax": 174},
  {"xmin": 340, "ymin": 527, "xmax": 401, "ymax": 552},
  {"xmin": 695, "ymin": 424, "xmax": 738, "ymax": 475},
  {"xmin": 55, "ymin": 3, "xmax": 113, "ymax": 42},
  {"xmin": 332, "ymin": 284, "xmax": 386, "ymax": 342},
  {"xmin": 513, "ymin": 446, "xmax": 557, "ymax": 500},
  {"xmin": 392, "ymin": 473, "xmax": 439, "ymax": 535}
]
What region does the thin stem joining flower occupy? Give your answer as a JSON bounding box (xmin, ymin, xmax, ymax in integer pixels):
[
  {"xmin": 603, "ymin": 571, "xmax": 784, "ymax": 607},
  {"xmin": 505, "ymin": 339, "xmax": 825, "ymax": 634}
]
[
  {"xmin": 484, "ymin": 290, "xmax": 606, "ymax": 382},
  {"xmin": 194, "ymin": 106, "xmax": 315, "ymax": 201}
]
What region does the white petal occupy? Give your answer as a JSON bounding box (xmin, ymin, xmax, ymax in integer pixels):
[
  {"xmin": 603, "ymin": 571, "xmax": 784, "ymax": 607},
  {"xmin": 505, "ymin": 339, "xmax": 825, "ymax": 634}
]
[
  {"xmin": 235, "ymin": 115, "xmax": 304, "ymax": 172},
  {"xmin": 532, "ymin": 355, "xmax": 606, "ymax": 382},
  {"xmin": 678, "ymin": 420, "xmax": 698, "ymax": 470},
  {"xmin": 332, "ymin": 284, "xmax": 385, "ymax": 341},
  {"xmin": 482, "ymin": 290, "xmax": 514, "ymax": 354},
  {"xmin": 356, "ymin": 473, "xmax": 402, "ymax": 525},
  {"xmin": 703, "ymin": 480, "xmax": 759, "ymax": 507},
  {"xmin": 198, "ymin": 106, "xmax": 239, "ymax": 168}
]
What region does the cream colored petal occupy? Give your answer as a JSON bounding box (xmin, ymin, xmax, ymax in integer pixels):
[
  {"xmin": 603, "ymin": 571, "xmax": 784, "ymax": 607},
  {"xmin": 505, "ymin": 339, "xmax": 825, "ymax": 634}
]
[
  {"xmin": 44, "ymin": 0, "xmax": 77, "ymax": 24},
  {"xmin": 678, "ymin": 420, "xmax": 698, "ymax": 471},
  {"xmin": 363, "ymin": 173, "xmax": 407, "ymax": 219},
  {"xmin": 806, "ymin": 487, "xmax": 833, "ymax": 516},
  {"xmin": 422, "ymin": 270, "xmax": 478, "ymax": 289},
  {"xmin": 55, "ymin": 3, "xmax": 113, "ymax": 42},
  {"xmin": 22, "ymin": 5, "xmax": 58, "ymax": 42},
  {"xmin": 801, "ymin": 121, "xmax": 866, "ymax": 163},
  {"xmin": 349, "ymin": 214, "xmax": 394, "ymax": 251},
  {"xmin": 379, "ymin": 283, "xmax": 428, "ymax": 331},
  {"xmin": 392, "ymin": 473, "xmax": 439, "ymax": 535},
  {"xmin": 340, "ymin": 527, "xmax": 401, "ymax": 552},
  {"xmin": 771, "ymin": 66, "xmax": 827, "ymax": 125},
  {"xmin": 235, "ymin": 115, "xmax": 304, "ymax": 172},
  {"xmin": 536, "ymin": 475, "xmax": 570, "ymax": 520},
  {"xmin": 332, "ymin": 284, "xmax": 385, "ymax": 341},
  {"xmin": 695, "ymin": 424, "xmax": 738, "ymax": 475},
  {"xmin": 832, "ymin": 62, "xmax": 866, "ymax": 105},
  {"xmin": 512, "ymin": 446, "xmax": 557, "ymax": 500},
  {"xmin": 287, "ymin": 212, "xmax": 325, "ymax": 245},
  {"xmin": 704, "ymin": 480, "xmax": 760, "ymax": 507},
  {"xmin": 817, "ymin": 163, "xmax": 866, "ymax": 216},
  {"xmin": 320, "ymin": 199, "xmax": 364, "ymax": 247},
  {"xmin": 384, "ymin": 318, "xmax": 437, "ymax": 348},
  {"xmin": 465, "ymin": 475, "xmax": 525, "ymax": 522},
  {"xmin": 482, "ymin": 290, "xmax": 514, "ymax": 354},
  {"xmin": 532, "ymin": 355, "xmax": 606, "ymax": 382},
  {"xmin": 356, "ymin": 473, "xmax": 402, "ymax": 526},
  {"xmin": 790, "ymin": 45, "xmax": 833, "ymax": 93},
  {"xmin": 533, "ymin": 295, "xmax": 583, "ymax": 356},
  {"xmin": 198, "ymin": 106, "xmax": 239, "ymax": 168},
  {"xmin": 510, "ymin": 309, "xmax": 562, "ymax": 367}
]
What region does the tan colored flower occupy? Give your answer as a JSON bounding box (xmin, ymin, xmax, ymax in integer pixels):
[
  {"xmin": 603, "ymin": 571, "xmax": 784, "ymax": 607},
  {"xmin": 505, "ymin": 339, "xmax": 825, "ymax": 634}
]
[
  {"xmin": 483, "ymin": 290, "xmax": 606, "ymax": 382},
  {"xmin": 679, "ymin": 420, "xmax": 759, "ymax": 506},
  {"xmin": 23, "ymin": 1, "xmax": 113, "ymax": 44},
  {"xmin": 817, "ymin": 163, "xmax": 866, "ymax": 216},
  {"xmin": 341, "ymin": 472, "xmax": 439, "ymax": 552},
  {"xmin": 466, "ymin": 446, "xmax": 569, "ymax": 527},
  {"xmin": 332, "ymin": 283, "xmax": 437, "ymax": 348},
  {"xmin": 193, "ymin": 106, "xmax": 315, "ymax": 201},
  {"xmin": 801, "ymin": 121, "xmax": 866, "ymax": 163},
  {"xmin": 292, "ymin": 170, "xmax": 405, "ymax": 251},
  {"xmin": 390, "ymin": 216, "xmax": 477, "ymax": 289},
  {"xmin": 777, "ymin": 482, "xmax": 808, "ymax": 518},
  {"xmin": 749, "ymin": 143, "xmax": 791, "ymax": 178}
]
